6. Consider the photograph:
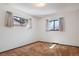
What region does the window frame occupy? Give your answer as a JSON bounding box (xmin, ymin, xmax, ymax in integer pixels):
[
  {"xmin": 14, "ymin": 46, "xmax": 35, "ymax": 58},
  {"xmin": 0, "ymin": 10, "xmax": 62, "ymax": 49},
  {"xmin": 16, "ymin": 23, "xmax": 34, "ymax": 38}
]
[
  {"xmin": 48, "ymin": 20, "xmax": 59, "ymax": 31},
  {"xmin": 46, "ymin": 17, "xmax": 64, "ymax": 32}
]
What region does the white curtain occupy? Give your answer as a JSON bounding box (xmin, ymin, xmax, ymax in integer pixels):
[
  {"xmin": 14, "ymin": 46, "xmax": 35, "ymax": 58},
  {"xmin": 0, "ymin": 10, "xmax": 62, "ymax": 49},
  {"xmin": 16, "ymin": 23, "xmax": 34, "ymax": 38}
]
[
  {"xmin": 59, "ymin": 17, "xmax": 64, "ymax": 31},
  {"xmin": 5, "ymin": 11, "xmax": 14, "ymax": 27}
]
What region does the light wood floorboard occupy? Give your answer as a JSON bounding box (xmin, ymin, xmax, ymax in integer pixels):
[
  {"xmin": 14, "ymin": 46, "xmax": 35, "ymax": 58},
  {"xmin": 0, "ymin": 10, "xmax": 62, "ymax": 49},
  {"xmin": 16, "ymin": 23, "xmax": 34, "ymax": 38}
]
[{"xmin": 0, "ymin": 41, "xmax": 79, "ymax": 56}]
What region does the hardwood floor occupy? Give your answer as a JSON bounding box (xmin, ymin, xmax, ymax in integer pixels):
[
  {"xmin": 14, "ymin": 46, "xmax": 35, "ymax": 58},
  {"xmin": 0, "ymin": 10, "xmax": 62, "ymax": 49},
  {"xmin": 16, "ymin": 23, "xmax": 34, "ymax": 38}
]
[{"xmin": 0, "ymin": 41, "xmax": 79, "ymax": 56}]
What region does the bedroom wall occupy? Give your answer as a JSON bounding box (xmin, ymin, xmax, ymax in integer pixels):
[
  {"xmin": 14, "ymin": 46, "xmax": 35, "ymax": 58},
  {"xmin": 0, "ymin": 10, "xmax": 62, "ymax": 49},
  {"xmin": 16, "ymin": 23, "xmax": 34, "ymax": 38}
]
[
  {"xmin": 77, "ymin": 10, "xmax": 79, "ymax": 45},
  {"xmin": 0, "ymin": 5, "xmax": 38, "ymax": 52},
  {"xmin": 38, "ymin": 10, "xmax": 79, "ymax": 46},
  {"xmin": 0, "ymin": 4, "xmax": 79, "ymax": 52}
]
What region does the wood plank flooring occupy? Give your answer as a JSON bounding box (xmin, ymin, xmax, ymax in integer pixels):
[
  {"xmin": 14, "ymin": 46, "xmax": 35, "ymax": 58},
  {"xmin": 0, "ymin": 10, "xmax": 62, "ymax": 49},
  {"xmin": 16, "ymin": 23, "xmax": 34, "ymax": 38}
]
[{"xmin": 0, "ymin": 41, "xmax": 79, "ymax": 56}]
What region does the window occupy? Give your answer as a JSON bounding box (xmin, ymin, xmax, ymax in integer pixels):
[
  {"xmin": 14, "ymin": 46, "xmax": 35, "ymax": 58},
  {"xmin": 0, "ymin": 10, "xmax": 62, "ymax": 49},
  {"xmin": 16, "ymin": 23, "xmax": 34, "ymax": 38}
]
[
  {"xmin": 46, "ymin": 17, "xmax": 64, "ymax": 31},
  {"xmin": 13, "ymin": 16, "xmax": 28, "ymax": 26},
  {"xmin": 5, "ymin": 11, "xmax": 32, "ymax": 28},
  {"xmin": 48, "ymin": 20, "xmax": 59, "ymax": 31}
]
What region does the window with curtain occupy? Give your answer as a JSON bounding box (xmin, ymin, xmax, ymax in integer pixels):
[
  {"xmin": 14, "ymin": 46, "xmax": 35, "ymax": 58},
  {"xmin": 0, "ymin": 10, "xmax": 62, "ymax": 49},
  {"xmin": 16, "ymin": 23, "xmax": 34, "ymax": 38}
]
[
  {"xmin": 5, "ymin": 11, "xmax": 32, "ymax": 28},
  {"xmin": 46, "ymin": 17, "xmax": 64, "ymax": 31}
]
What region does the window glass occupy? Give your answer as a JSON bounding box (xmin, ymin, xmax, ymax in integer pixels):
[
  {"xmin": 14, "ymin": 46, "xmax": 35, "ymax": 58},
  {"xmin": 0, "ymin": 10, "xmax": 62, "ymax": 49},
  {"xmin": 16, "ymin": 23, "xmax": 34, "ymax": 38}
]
[
  {"xmin": 47, "ymin": 20, "xmax": 59, "ymax": 31},
  {"xmin": 55, "ymin": 20, "xmax": 59, "ymax": 31},
  {"xmin": 48, "ymin": 21, "xmax": 54, "ymax": 30}
]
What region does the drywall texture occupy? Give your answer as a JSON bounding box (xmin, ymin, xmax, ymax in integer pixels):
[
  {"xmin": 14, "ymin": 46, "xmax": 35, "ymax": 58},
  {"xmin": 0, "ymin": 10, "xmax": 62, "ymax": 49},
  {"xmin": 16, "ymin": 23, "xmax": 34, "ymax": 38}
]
[{"xmin": 38, "ymin": 10, "xmax": 79, "ymax": 46}]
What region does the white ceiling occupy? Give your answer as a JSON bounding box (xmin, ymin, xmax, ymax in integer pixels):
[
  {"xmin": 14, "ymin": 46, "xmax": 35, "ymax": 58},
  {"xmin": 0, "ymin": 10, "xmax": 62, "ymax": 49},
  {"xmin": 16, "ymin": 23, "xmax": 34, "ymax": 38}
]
[{"xmin": 1, "ymin": 3, "xmax": 79, "ymax": 17}]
